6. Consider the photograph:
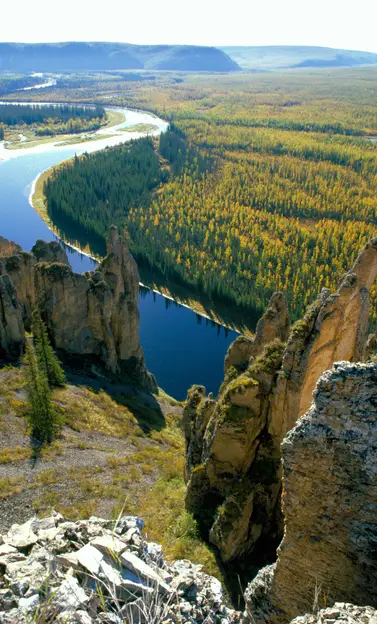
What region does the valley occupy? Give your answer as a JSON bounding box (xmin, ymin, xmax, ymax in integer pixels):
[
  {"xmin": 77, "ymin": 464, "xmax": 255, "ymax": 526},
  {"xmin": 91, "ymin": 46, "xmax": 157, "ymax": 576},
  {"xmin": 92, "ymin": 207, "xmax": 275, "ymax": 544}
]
[
  {"xmin": 14, "ymin": 68, "xmax": 377, "ymax": 330},
  {"xmin": 1, "ymin": 55, "xmax": 377, "ymax": 623}
]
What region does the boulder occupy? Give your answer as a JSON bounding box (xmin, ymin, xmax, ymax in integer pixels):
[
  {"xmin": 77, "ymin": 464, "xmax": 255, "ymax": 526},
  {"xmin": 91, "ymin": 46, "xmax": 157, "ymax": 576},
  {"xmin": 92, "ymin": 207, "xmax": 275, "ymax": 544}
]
[
  {"xmin": 6, "ymin": 518, "xmax": 38, "ymax": 550},
  {"xmin": 0, "ymin": 514, "xmax": 241, "ymax": 623}
]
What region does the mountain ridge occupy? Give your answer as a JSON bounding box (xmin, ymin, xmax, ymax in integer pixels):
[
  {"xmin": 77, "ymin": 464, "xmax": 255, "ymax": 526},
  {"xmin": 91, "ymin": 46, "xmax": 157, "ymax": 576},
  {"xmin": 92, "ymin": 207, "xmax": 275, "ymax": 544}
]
[
  {"xmin": 0, "ymin": 41, "xmax": 240, "ymax": 72},
  {"xmin": 219, "ymin": 45, "xmax": 377, "ymax": 69}
]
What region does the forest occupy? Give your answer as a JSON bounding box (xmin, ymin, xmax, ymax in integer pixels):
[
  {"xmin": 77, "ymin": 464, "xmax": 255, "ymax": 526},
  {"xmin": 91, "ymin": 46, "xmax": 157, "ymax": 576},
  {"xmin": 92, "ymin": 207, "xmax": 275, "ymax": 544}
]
[
  {"xmin": 44, "ymin": 137, "xmax": 167, "ymax": 255},
  {"xmin": 38, "ymin": 68, "xmax": 377, "ymax": 327},
  {"xmin": 0, "ymin": 103, "xmax": 105, "ymax": 136}
]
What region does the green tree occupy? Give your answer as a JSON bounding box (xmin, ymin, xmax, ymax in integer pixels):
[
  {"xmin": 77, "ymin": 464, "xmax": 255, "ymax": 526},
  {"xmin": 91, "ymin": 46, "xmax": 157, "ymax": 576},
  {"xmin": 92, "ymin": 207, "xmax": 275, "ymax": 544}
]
[
  {"xmin": 32, "ymin": 309, "xmax": 66, "ymax": 387},
  {"xmin": 24, "ymin": 338, "xmax": 57, "ymax": 444}
]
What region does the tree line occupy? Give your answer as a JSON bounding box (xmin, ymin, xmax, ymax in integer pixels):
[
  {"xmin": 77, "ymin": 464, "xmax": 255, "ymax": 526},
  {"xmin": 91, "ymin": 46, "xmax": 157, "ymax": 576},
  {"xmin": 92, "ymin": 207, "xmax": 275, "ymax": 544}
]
[
  {"xmin": 0, "ymin": 103, "xmax": 105, "ymax": 126},
  {"xmin": 44, "ymin": 136, "xmax": 168, "ymax": 256}
]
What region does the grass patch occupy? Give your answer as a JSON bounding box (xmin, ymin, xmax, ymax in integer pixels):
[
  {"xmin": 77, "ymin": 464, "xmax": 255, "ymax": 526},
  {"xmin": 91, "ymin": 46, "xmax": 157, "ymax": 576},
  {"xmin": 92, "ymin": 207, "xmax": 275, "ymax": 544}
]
[
  {"xmin": 134, "ymin": 466, "xmax": 220, "ymax": 578},
  {"xmin": 0, "ymin": 476, "xmax": 24, "ymax": 499},
  {"xmin": 120, "ymin": 123, "xmax": 158, "ymax": 133},
  {"xmin": 0, "ymin": 446, "xmax": 30, "ymax": 464},
  {"xmin": 53, "ymin": 386, "xmax": 143, "ymax": 438},
  {"xmin": 56, "ymin": 133, "xmax": 114, "ymax": 146}
]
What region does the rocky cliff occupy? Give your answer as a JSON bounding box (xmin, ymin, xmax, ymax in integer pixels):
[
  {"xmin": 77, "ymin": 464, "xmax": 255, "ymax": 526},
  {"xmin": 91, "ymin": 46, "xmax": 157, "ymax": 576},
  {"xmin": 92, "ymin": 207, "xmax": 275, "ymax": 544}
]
[
  {"xmin": 0, "ymin": 228, "xmax": 155, "ymax": 391},
  {"xmin": 245, "ymin": 361, "xmax": 377, "ymax": 623},
  {"xmin": 184, "ymin": 239, "xmax": 377, "ymax": 564}
]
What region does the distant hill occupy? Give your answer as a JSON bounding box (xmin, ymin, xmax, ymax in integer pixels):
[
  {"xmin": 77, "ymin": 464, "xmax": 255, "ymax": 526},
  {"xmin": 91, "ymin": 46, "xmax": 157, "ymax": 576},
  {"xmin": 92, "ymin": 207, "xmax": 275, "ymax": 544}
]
[
  {"xmin": 219, "ymin": 45, "xmax": 377, "ymax": 70},
  {"xmin": 0, "ymin": 42, "xmax": 240, "ymax": 73}
]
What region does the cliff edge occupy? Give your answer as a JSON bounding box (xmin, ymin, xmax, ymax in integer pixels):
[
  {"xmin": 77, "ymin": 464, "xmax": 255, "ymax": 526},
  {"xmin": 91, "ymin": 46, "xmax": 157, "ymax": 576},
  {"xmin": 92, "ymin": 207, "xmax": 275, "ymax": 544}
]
[
  {"xmin": 0, "ymin": 227, "xmax": 155, "ymax": 392},
  {"xmin": 184, "ymin": 239, "xmax": 377, "ymax": 563}
]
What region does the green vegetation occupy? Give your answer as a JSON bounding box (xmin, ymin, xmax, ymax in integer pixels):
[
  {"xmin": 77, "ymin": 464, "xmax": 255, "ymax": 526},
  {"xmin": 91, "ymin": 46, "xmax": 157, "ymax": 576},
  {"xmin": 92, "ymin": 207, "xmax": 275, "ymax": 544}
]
[
  {"xmin": 0, "ymin": 364, "xmax": 219, "ymax": 578},
  {"xmin": 0, "ymin": 103, "xmax": 105, "ymax": 136},
  {"xmin": 24, "ymin": 338, "xmax": 58, "ymax": 444},
  {"xmin": 43, "ymin": 136, "xmax": 168, "ymax": 255},
  {"xmin": 32, "ymin": 309, "xmax": 66, "ymax": 387},
  {"xmin": 0, "ymin": 73, "xmax": 45, "ymax": 95},
  {"xmin": 120, "ymin": 123, "xmax": 158, "ymax": 133},
  {"xmin": 24, "ymin": 68, "xmax": 377, "ymax": 330},
  {"xmin": 22, "ymin": 313, "xmax": 66, "ymax": 444}
]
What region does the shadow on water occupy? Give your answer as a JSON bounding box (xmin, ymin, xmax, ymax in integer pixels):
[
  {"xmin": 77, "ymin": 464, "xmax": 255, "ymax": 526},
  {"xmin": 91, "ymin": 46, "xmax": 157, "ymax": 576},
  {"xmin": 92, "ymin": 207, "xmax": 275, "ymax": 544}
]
[{"xmin": 42, "ymin": 210, "xmax": 261, "ymax": 336}]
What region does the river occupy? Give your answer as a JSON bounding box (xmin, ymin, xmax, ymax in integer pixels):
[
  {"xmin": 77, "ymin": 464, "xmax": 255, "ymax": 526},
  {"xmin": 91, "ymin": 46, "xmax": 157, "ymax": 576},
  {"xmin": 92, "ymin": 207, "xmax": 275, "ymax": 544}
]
[{"xmin": 0, "ymin": 105, "xmax": 238, "ymax": 399}]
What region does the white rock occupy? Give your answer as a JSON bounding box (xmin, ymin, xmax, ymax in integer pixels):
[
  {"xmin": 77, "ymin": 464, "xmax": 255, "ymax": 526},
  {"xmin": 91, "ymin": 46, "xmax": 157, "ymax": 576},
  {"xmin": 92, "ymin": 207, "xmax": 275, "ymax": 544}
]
[
  {"xmin": 0, "ymin": 544, "xmax": 17, "ymax": 556},
  {"xmin": 50, "ymin": 576, "xmax": 89, "ymax": 613},
  {"xmin": 56, "ymin": 552, "xmax": 80, "ymax": 570},
  {"xmin": 120, "ymin": 551, "xmax": 171, "ymax": 594},
  {"xmin": 115, "ymin": 516, "xmax": 144, "ymax": 536},
  {"xmin": 89, "ymin": 535, "xmax": 128, "ymax": 556},
  {"xmin": 145, "ymin": 542, "xmax": 164, "ymax": 566},
  {"xmin": 76, "ymin": 544, "xmax": 104, "ymax": 576},
  {"xmin": 9, "ymin": 579, "xmax": 29, "ymax": 596},
  {"xmin": 5, "ymin": 559, "xmax": 48, "ymax": 588},
  {"xmin": 6, "ymin": 519, "xmax": 38, "ymax": 550},
  {"xmin": 37, "ymin": 526, "xmax": 65, "ymax": 542},
  {"xmin": 18, "ymin": 593, "xmax": 40, "ymax": 615}
]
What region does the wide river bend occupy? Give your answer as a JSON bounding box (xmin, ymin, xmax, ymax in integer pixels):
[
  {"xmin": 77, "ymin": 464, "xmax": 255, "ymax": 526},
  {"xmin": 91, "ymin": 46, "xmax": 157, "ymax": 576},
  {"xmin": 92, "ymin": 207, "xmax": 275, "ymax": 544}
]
[{"xmin": 0, "ymin": 105, "xmax": 238, "ymax": 399}]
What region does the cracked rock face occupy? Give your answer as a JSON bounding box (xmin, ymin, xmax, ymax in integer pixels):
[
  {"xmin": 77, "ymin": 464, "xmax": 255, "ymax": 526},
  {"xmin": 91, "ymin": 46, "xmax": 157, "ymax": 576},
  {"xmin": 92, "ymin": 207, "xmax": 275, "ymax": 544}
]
[
  {"xmin": 0, "ymin": 274, "xmax": 24, "ymax": 359},
  {"xmin": 184, "ymin": 239, "xmax": 377, "ymax": 564},
  {"xmin": 0, "ymin": 228, "xmax": 155, "ymax": 391},
  {"xmin": 245, "ymin": 362, "xmax": 377, "ymax": 623}
]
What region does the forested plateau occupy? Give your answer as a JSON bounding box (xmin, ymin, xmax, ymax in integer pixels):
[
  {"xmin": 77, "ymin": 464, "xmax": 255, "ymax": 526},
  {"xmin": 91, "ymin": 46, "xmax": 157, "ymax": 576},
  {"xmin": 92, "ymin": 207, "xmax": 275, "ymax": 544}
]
[{"xmin": 29, "ymin": 68, "xmax": 377, "ymax": 328}]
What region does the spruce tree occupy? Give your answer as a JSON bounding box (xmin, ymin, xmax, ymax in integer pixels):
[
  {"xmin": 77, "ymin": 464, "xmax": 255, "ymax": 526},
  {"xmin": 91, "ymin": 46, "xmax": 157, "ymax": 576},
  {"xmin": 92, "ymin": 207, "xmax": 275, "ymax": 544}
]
[
  {"xmin": 32, "ymin": 309, "xmax": 66, "ymax": 387},
  {"xmin": 24, "ymin": 338, "xmax": 57, "ymax": 444}
]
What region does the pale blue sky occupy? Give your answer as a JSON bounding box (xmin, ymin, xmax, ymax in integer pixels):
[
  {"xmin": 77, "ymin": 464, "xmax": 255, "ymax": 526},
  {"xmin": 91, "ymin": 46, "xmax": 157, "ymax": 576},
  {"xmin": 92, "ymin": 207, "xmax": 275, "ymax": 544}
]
[{"xmin": 2, "ymin": 0, "xmax": 377, "ymax": 52}]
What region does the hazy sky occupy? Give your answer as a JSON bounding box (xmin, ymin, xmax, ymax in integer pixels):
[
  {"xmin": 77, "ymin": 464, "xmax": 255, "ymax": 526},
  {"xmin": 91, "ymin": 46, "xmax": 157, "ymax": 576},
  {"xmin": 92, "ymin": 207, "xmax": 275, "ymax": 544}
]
[{"xmin": 2, "ymin": 0, "xmax": 377, "ymax": 52}]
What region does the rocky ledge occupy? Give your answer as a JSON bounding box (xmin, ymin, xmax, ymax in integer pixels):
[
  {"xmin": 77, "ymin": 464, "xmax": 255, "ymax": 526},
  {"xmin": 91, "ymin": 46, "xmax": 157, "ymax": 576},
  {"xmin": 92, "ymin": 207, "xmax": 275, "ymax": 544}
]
[
  {"xmin": 0, "ymin": 513, "xmax": 241, "ymax": 624},
  {"xmin": 290, "ymin": 603, "xmax": 377, "ymax": 624}
]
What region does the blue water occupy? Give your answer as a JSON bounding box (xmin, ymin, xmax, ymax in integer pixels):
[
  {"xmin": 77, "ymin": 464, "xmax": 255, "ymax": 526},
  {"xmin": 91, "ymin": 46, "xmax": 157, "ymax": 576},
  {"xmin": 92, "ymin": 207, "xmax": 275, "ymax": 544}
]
[
  {"xmin": 0, "ymin": 114, "xmax": 238, "ymax": 400},
  {"xmin": 139, "ymin": 290, "xmax": 236, "ymax": 399}
]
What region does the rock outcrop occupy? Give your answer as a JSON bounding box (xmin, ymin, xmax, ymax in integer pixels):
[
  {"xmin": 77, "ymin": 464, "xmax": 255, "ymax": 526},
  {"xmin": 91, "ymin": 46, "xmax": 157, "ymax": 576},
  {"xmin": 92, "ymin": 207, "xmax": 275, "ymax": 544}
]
[
  {"xmin": 289, "ymin": 603, "xmax": 377, "ymax": 624},
  {"xmin": 245, "ymin": 362, "xmax": 377, "ymax": 622},
  {"xmin": 0, "ymin": 237, "xmax": 22, "ymax": 257},
  {"xmin": 0, "ymin": 274, "xmax": 24, "ymax": 359},
  {"xmin": 224, "ymin": 292, "xmax": 289, "ymax": 373},
  {"xmin": 0, "ymin": 513, "xmax": 241, "ymax": 624},
  {"xmin": 184, "ymin": 239, "xmax": 377, "ymax": 564},
  {"xmin": 0, "ymin": 228, "xmax": 155, "ymax": 391},
  {"xmin": 31, "ymin": 239, "xmax": 69, "ymax": 265}
]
